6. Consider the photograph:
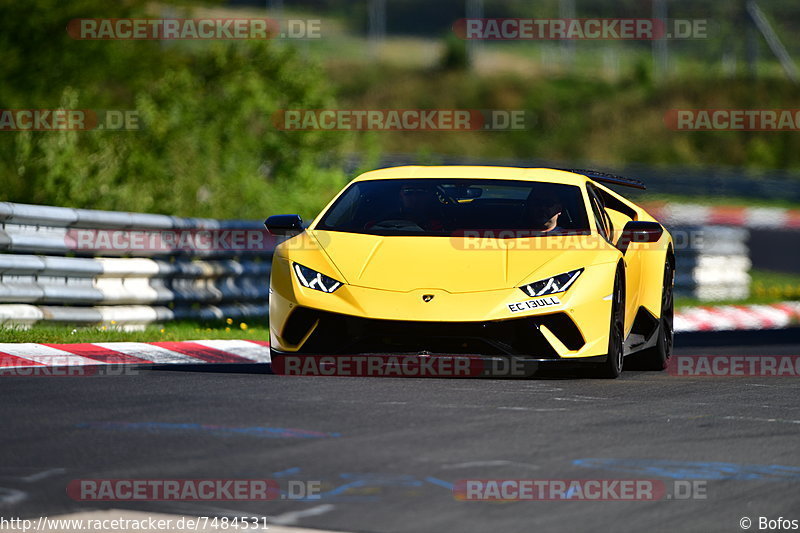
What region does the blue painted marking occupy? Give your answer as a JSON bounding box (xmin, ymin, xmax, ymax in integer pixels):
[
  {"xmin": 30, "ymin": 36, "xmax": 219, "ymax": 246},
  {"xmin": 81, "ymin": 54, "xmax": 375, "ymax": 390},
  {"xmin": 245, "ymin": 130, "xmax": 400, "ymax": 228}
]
[
  {"xmin": 76, "ymin": 422, "xmax": 340, "ymax": 439},
  {"xmin": 424, "ymin": 476, "xmax": 454, "ymax": 490},
  {"xmin": 574, "ymin": 458, "xmax": 800, "ymax": 481},
  {"xmin": 311, "ymin": 473, "xmax": 431, "ymax": 501},
  {"xmin": 272, "ymin": 467, "xmax": 302, "ymax": 478},
  {"xmin": 222, "ymin": 467, "xmax": 457, "ymax": 502}
]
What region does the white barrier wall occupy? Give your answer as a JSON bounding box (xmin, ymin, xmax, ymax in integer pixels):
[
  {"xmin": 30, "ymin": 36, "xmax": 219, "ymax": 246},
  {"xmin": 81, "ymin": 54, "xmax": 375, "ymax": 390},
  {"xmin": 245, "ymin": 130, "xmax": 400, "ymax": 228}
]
[{"xmin": 671, "ymin": 225, "xmax": 751, "ymax": 301}]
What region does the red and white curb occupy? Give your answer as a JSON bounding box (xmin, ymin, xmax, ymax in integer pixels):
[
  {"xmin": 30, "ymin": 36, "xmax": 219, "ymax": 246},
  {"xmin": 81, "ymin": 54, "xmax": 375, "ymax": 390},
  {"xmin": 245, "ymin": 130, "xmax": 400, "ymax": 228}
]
[
  {"xmin": 643, "ymin": 202, "xmax": 800, "ymax": 229},
  {"xmin": 675, "ymin": 301, "xmax": 800, "ymax": 332},
  {"xmin": 0, "ymin": 340, "xmax": 270, "ymax": 369},
  {"xmin": 1, "ymin": 303, "xmax": 799, "ymax": 369}
]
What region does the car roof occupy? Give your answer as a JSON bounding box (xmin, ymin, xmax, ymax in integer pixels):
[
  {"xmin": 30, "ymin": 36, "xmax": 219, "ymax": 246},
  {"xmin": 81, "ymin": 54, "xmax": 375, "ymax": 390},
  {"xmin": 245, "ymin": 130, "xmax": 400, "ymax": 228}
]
[{"xmin": 353, "ymin": 166, "xmax": 591, "ymax": 186}]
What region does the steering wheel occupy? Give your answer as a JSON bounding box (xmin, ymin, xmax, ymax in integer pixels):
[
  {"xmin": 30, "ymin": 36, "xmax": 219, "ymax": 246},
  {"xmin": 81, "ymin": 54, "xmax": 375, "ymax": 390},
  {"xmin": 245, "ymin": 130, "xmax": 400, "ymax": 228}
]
[{"xmin": 367, "ymin": 219, "xmax": 425, "ymax": 231}]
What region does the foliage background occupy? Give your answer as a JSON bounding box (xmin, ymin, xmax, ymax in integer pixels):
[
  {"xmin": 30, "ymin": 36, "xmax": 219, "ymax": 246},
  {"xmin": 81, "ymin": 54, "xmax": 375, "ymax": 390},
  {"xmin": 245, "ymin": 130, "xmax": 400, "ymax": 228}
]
[
  {"xmin": 2, "ymin": 0, "xmax": 800, "ymax": 219},
  {"xmin": 0, "ymin": 0, "xmax": 350, "ymax": 220}
]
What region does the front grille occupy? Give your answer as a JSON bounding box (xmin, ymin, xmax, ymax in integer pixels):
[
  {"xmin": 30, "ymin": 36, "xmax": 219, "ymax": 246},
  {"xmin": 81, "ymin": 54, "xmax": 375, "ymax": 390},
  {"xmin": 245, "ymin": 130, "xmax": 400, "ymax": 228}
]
[{"xmin": 282, "ymin": 308, "xmax": 585, "ymax": 357}]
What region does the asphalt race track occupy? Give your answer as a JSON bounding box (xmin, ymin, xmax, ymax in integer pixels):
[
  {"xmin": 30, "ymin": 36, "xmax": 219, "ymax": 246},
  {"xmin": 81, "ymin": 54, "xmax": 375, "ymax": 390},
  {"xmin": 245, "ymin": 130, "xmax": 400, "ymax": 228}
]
[{"xmin": 2, "ymin": 332, "xmax": 799, "ymax": 533}]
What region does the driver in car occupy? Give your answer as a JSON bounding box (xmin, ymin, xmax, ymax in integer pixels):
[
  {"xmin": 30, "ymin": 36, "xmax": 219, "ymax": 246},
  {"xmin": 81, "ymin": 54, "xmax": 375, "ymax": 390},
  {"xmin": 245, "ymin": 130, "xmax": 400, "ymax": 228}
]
[
  {"xmin": 399, "ymin": 184, "xmax": 445, "ymax": 231},
  {"xmin": 526, "ymin": 191, "xmax": 563, "ymax": 233}
]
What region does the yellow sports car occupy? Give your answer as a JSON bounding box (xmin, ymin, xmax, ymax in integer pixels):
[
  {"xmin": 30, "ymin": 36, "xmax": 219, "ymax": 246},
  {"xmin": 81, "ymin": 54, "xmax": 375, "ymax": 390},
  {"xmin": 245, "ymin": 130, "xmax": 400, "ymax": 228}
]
[{"xmin": 265, "ymin": 166, "xmax": 674, "ymax": 378}]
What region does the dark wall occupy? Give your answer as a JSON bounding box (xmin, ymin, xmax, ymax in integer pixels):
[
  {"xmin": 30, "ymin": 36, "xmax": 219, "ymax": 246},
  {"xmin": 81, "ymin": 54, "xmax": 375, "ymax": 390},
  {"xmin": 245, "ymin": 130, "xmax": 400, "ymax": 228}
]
[{"xmin": 749, "ymin": 229, "xmax": 800, "ymax": 274}]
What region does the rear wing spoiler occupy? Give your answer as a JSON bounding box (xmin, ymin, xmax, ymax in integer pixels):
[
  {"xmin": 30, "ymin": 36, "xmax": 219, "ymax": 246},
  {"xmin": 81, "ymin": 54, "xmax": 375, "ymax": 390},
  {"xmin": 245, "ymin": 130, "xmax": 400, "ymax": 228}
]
[{"xmin": 557, "ymin": 169, "xmax": 647, "ymax": 190}]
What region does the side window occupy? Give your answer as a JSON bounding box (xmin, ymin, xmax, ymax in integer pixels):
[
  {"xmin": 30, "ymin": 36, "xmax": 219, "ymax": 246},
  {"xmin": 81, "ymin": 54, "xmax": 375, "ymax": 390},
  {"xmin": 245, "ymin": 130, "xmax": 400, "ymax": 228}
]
[
  {"xmin": 321, "ymin": 184, "xmax": 362, "ymax": 228},
  {"xmin": 587, "ymin": 186, "xmax": 611, "ymax": 242}
]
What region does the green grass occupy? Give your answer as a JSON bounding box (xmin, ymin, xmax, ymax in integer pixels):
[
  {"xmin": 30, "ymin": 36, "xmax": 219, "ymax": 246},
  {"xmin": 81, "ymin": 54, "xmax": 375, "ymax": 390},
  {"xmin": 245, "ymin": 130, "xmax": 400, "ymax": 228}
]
[
  {"xmin": 0, "ymin": 319, "xmax": 270, "ymax": 344},
  {"xmin": 675, "ymin": 269, "xmax": 800, "ymax": 308}
]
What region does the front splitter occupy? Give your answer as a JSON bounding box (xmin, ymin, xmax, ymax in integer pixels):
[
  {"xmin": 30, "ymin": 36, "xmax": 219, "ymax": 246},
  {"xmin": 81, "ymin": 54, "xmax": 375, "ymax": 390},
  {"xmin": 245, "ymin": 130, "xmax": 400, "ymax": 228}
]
[{"xmin": 269, "ymin": 350, "xmax": 608, "ymax": 378}]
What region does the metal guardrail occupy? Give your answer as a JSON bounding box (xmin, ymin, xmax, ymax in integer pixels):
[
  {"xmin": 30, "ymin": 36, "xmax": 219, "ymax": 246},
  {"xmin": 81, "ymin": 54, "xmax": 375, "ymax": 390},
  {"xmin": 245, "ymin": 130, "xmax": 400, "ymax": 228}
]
[{"xmin": 0, "ymin": 202, "xmax": 271, "ymax": 329}]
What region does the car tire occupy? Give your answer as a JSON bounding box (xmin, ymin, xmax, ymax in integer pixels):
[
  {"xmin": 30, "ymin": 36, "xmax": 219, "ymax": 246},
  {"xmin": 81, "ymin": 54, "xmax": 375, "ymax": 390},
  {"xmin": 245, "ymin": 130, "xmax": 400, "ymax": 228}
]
[
  {"xmin": 635, "ymin": 257, "xmax": 674, "ymax": 370},
  {"xmin": 596, "ymin": 266, "xmax": 625, "ymax": 379}
]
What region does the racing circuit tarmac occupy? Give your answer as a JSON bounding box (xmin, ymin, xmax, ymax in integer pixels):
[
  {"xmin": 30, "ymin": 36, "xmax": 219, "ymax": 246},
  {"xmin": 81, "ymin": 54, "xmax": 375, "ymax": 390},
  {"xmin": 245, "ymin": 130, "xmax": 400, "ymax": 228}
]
[{"xmin": 2, "ymin": 331, "xmax": 799, "ymax": 533}]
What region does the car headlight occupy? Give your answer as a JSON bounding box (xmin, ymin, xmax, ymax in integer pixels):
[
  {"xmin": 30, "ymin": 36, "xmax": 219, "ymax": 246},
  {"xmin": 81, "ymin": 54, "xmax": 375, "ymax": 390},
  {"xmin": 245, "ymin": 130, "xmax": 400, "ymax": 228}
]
[
  {"xmin": 293, "ymin": 263, "xmax": 343, "ymax": 293},
  {"xmin": 519, "ymin": 268, "xmax": 583, "ymax": 297}
]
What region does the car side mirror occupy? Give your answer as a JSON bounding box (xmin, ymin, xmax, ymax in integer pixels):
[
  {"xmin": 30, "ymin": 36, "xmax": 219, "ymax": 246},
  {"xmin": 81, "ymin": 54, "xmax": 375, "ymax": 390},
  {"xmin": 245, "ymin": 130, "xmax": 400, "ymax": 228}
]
[
  {"xmin": 265, "ymin": 214, "xmax": 304, "ymax": 236},
  {"xmin": 617, "ymin": 221, "xmax": 663, "ymax": 254}
]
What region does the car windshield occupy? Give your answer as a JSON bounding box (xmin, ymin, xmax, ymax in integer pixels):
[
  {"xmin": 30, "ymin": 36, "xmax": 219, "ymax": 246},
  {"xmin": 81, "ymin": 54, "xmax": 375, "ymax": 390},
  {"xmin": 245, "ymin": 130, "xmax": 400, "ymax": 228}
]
[{"xmin": 316, "ymin": 178, "xmax": 590, "ymax": 236}]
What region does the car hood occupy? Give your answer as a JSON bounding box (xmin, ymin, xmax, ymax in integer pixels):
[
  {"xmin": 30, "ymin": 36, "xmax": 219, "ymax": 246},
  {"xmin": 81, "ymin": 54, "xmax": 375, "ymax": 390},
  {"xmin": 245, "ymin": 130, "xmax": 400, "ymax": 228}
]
[{"xmin": 308, "ymin": 230, "xmax": 615, "ymax": 293}]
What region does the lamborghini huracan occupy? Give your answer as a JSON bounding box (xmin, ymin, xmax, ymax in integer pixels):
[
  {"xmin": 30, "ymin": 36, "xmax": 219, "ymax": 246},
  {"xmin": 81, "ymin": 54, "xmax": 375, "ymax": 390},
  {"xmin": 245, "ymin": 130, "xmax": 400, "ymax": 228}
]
[{"xmin": 265, "ymin": 166, "xmax": 674, "ymax": 378}]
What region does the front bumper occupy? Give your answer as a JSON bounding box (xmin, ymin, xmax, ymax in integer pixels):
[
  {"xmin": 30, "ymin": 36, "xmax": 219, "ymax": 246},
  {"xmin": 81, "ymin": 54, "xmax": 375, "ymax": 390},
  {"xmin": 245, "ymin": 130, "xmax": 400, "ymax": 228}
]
[
  {"xmin": 269, "ymin": 257, "xmax": 617, "ymax": 359},
  {"xmin": 278, "ymin": 308, "xmax": 585, "ymax": 356}
]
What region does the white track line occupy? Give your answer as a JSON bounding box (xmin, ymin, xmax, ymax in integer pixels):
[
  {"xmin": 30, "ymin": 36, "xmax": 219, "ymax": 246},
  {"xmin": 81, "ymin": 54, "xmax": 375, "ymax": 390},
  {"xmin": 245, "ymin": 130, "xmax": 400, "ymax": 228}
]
[{"xmin": 268, "ymin": 505, "xmax": 337, "ymax": 526}]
